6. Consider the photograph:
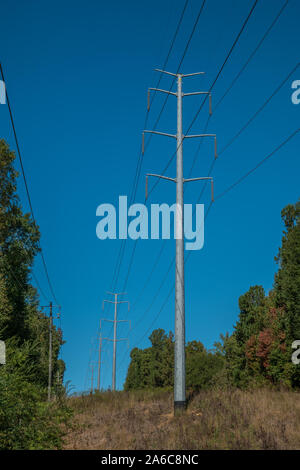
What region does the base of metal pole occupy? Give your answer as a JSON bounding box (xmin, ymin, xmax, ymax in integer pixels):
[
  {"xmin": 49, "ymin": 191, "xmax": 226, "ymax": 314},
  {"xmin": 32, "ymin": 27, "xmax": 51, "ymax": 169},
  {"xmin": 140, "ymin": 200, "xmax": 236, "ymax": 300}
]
[{"xmin": 174, "ymin": 400, "xmax": 186, "ymax": 415}]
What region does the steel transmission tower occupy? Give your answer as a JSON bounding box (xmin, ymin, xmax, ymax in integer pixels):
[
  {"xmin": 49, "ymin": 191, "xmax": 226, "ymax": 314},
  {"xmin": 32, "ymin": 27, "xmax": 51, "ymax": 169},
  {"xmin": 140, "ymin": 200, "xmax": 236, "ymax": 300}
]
[
  {"xmin": 143, "ymin": 69, "xmax": 216, "ymax": 414},
  {"xmin": 101, "ymin": 293, "xmax": 130, "ymax": 391}
]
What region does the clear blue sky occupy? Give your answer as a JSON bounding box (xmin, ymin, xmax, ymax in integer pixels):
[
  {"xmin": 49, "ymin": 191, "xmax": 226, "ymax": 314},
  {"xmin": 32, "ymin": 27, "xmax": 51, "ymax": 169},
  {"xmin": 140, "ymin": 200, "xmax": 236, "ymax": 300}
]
[{"xmin": 0, "ymin": 0, "xmax": 299, "ymax": 392}]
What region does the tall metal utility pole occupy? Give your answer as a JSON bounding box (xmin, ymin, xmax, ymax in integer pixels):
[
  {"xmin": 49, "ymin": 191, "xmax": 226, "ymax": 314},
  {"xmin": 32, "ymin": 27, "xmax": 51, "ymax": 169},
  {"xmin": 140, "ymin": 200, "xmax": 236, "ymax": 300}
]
[
  {"xmin": 42, "ymin": 302, "xmax": 61, "ymax": 401},
  {"xmin": 101, "ymin": 293, "xmax": 130, "ymax": 391},
  {"xmin": 143, "ymin": 69, "xmax": 216, "ymax": 414}
]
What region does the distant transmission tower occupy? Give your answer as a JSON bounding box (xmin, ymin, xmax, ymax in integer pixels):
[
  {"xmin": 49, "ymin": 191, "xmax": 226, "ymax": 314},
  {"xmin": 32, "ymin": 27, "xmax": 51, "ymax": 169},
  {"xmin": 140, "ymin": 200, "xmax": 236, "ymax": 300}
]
[
  {"xmin": 97, "ymin": 332, "xmax": 103, "ymax": 391},
  {"xmin": 90, "ymin": 362, "xmax": 95, "ymax": 394},
  {"xmin": 101, "ymin": 293, "xmax": 130, "ymax": 391},
  {"xmin": 143, "ymin": 69, "xmax": 216, "ymax": 414}
]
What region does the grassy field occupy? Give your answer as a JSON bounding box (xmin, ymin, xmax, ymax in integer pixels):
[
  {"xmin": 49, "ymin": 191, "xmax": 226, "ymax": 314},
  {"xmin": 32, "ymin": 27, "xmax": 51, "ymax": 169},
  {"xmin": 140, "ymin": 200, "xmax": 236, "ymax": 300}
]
[{"xmin": 64, "ymin": 388, "xmax": 300, "ymax": 450}]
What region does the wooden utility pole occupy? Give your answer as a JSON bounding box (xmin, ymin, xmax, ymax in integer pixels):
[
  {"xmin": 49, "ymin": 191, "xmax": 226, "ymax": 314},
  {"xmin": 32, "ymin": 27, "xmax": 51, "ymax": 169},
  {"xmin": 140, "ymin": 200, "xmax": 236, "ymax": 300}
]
[{"xmin": 43, "ymin": 302, "xmax": 61, "ymax": 401}]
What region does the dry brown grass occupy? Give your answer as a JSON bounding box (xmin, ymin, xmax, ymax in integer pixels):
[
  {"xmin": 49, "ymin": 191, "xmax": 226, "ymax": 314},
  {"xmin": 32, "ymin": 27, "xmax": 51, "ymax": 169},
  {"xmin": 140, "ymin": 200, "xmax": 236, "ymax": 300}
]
[{"xmin": 64, "ymin": 388, "xmax": 300, "ymax": 450}]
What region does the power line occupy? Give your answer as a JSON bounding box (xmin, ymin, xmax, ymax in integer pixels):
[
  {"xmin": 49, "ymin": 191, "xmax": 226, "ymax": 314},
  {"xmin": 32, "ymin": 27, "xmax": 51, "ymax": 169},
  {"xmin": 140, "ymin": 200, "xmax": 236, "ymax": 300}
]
[
  {"xmin": 214, "ymin": 0, "xmax": 289, "ymax": 112},
  {"xmin": 118, "ymin": 201, "xmax": 213, "ymax": 369},
  {"xmin": 146, "ymin": 0, "xmax": 259, "ymax": 200},
  {"xmin": 127, "ymin": 60, "xmax": 300, "ymax": 313},
  {"xmin": 0, "ymin": 247, "xmax": 64, "ymax": 373},
  {"xmin": 120, "ymin": 121, "xmax": 298, "ymax": 377},
  {"xmin": 113, "ymin": 0, "xmax": 207, "ymax": 292},
  {"xmin": 109, "ymin": 0, "xmax": 192, "ymax": 295},
  {"xmin": 0, "ymin": 61, "xmax": 59, "ymax": 305},
  {"xmin": 122, "ymin": 0, "xmax": 260, "ymax": 300},
  {"xmin": 89, "ymin": 1, "xmax": 205, "ymax": 387},
  {"xmin": 215, "ymin": 127, "xmax": 300, "ymax": 201},
  {"xmin": 184, "ymin": 0, "xmax": 259, "ymax": 135},
  {"xmin": 120, "ymin": 126, "xmax": 299, "ymax": 375},
  {"xmin": 219, "ymin": 62, "xmax": 299, "ymax": 155},
  {"xmin": 130, "ymin": 0, "xmax": 190, "ymax": 204},
  {"xmin": 188, "ymin": 61, "xmax": 299, "ymax": 191},
  {"xmin": 102, "ymin": 0, "xmax": 206, "ymax": 357},
  {"xmin": 189, "ymin": 0, "xmax": 291, "ymax": 176},
  {"xmin": 141, "ymin": 0, "xmax": 207, "ymax": 159},
  {"xmin": 94, "ymin": 0, "xmax": 294, "ymax": 390},
  {"xmin": 31, "ymin": 271, "xmax": 50, "ymax": 302},
  {"xmin": 95, "ymin": 2, "xmax": 193, "ymax": 378},
  {"xmin": 120, "ymin": 1, "xmax": 213, "ymax": 294},
  {"xmin": 119, "ymin": 6, "xmax": 297, "ymax": 369},
  {"xmin": 0, "ymin": 245, "xmax": 50, "ymax": 302},
  {"xmin": 143, "ymin": 69, "xmax": 217, "ymax": 411}
]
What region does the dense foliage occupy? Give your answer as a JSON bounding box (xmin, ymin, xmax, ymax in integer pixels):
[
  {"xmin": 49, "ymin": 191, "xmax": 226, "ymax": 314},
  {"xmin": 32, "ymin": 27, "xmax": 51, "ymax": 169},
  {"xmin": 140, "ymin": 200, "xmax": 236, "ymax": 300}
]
[
  {"xmin": 124, "ymin": 329, "xmax": 224, "ymax": 391},
  {"xmin": 219, "ymin": 200, "xmax": 300, "ymax": 388},
  {"xmin": 125, "ymin": 200, "xmax": 300, "ymax": 391},
  {"xmin": 0, "ymin": 140, "xmax": 68, "ymax": 449}
]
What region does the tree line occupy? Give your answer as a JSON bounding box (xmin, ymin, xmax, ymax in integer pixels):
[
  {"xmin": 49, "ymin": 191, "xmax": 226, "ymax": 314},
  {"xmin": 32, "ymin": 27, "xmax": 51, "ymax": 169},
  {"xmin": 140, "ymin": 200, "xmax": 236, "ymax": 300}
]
[
  {"xmin": 125, "ymin": 199, "xmax": 300, "ymax": 390},
  {"xmin": 0, "ymin": 140, "xmax": 69, "ymax": 449}
]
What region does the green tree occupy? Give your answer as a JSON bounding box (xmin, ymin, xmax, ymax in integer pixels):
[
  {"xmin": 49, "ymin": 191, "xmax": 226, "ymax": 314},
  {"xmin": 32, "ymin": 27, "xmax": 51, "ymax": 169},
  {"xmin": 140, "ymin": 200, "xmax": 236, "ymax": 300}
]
[
  {"xmin": 124, "ymin": 330, "xmax": 173, "ymax": 390},
  {"xmin": 186, "ymin": 341, "xmax": 224, "ymax": 390},
  {"xmin": 0, "ymin": 339, "xmax": 70, "ymax": 450},
  {"xmin": 125, "ymin": 330, "xmax": 224, "ymax": 391},
  {"xmin": 220, "ymin": 200, "xmax": 300, "ymax": 388},
  {"xmin": 0, "ymin": 140, "xmax": 69, "ymax": 448},
  {"xmin": 274, "ymin": 201, "xmax": 300, "ymax": 340},
  {"xmin": 0, "ymin": 139, "xmax": 65, "ymax": 387},
  {"xmin": 235, "ymin": 285, "xmax": 266, "ymax": 346},
  {"xmin": 0, "ymin": 140, "xmax": 40, "ymax": 340}
]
